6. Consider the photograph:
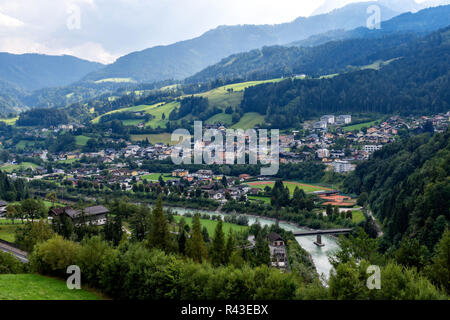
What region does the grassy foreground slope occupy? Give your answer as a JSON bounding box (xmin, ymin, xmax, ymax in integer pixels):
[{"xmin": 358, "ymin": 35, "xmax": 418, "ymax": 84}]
[{"xmin": 0, "ymin": 274, "xmax": 102, "ymax": 300}]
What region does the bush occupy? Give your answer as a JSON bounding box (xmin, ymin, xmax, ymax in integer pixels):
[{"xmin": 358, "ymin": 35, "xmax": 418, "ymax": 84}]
[
  {"xmin": 0, "ymin": 251, "xmax": 25, "ymax": 274},
  {"xmin": 30, "ymin": 236, "xmax": 81, "ymax": 277}
]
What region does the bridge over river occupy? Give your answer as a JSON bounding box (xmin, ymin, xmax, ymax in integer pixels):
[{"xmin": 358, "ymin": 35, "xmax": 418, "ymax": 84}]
[{"xmin": 293, "ymin": 229, "xmax": 353, "ymax": 247}]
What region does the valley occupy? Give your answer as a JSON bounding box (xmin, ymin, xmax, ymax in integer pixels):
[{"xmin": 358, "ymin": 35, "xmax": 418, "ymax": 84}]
[{"xmin": 0, "ymin": 1, "xmax": 449, "ymax": 303}]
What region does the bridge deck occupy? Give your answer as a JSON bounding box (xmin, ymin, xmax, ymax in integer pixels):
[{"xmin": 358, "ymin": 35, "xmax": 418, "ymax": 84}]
[{"xmin": 293, "ymin": 229, "xmax": 352, "ymax": 237}]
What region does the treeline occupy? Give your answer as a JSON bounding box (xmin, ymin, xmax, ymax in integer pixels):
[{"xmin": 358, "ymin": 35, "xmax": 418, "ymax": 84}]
[
  {"xmin": 140, "ymin": 160, "xmax": 326, "ymax": 183},
  {"xmin": 343, "ymin": 129, "xmax": 450, "ymax": 251},
  {"xmin": 0, "ymin": 171, "xmax": 29, "ymax": 201},
  {"xmin": 186, "ymin": 34, "xmax": 413, "ymax": 84},
  {"xmin": 17, "ymin": 108, "xmax": 69, "ymax": 127},
  {"xmin": 235, "ymin": 28, "xmax": 450, "ymax": 128}
]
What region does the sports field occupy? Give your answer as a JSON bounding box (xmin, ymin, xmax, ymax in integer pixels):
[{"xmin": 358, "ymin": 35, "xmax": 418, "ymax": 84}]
[{"xmin": 247, "ymin": 181, "xmax": 332, "ymax": 194}]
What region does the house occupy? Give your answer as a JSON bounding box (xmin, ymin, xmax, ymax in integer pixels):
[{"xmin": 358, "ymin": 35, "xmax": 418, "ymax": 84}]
[
  {"xmin": 172, "ymin": 169, "xmax": 189, "ymax": 177},
  {"xmin": 314, "ymin": 121, "xmax": 328, "ymax": 130},
  {"xmin": 337, "ymin": 115, "xmax": 352, "ymax": 125},
  {"xmin": 320, "ymin": 115, "xmax": 335, "ymax": 124},
  {"xmin": 332, "ymin": 160, "xmax": 354, "ymax": 173},
  {"xmin": 0, "ymin": 200, "xmax": 8, "ymax": 216},
  {"xmin": 269, "ymin": 232, "xmax": 285, "ymax": 247},
  {"xmin": 239, "ymin": 174, "xmax": 251, "ymax": 181},
  {"xmin": 49, "ymin": 205, "xmax": 109, "ymax": 226},
  {"xmin": 268, "ymin": 232, "xmax": 288, "ymax": 271}
]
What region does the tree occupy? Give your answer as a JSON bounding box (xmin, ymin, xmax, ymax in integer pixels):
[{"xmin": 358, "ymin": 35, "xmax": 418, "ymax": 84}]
[
  {"xmin": 225, "ymin": 229, "xmax": 236, "ymax": 264},
  {"xmin": 426, "ymin": 229, "xmax": 450, "ymax": 294},
  {"xmin": 186, "ymin": 213, "xmax": 207, "ymax": 263},
  {"xmin": 52, "ymin": 211, "xmax": 74, "ymax": 239},
  {"xmin": 357, "ymin": 192, "xmax": 368, "ymax": 206},
  {"xmin": 46, "ymin": 192, "xmax": 58, "ymax": 208},
  {"xmin": 129, "ymin": 204, "xmax": 152, "ymax": 241},
  {"xmin": 178, "ymin": 230, "xmax": 187, "ymax": 255},
  {"xmin": 20, "ymin": 199, "xmax": 46, "ymax": 222},
  {"xmin": 254, "ymin": 233, "xmax": 270, "ymax": 266},
  {"xmin": 211, "ymin": 218, "xmax": 226, "ymax": 266},
  {"xmin": 103, "ymin": 215, "xmax": 124, "ymax": 246},
  {"xmin": 147, "ymin": 197, "xmax": 170, "ymax": 251},
  {"xmin": 15, "ymin": 220, "xmax": 54, "ymax": 252},
  {"xmin": 394, "ymin": 237, "xmax": 429, "ymax": 270},
  {"xmin": 5, "ymin": 204, "xmax": 21, "ymax": 224}
]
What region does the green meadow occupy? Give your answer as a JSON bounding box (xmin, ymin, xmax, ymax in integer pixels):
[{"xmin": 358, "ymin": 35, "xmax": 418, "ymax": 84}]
[
  {"xmin": 173, "ymin": 215, "xmax": 248, "ymax": 237},
  {"xmin": 231, "ymin": 113, "xmax": 265, "ymax": 130},
  {"xmin": 0, "ymin": 274, "xmax": 103, "ymax": 300}
]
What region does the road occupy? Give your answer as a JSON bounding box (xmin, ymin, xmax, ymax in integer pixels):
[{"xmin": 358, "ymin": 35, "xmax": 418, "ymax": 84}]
[{"xmin": 0, "ymin": 241, "xmax": 29, "ymax": 263}]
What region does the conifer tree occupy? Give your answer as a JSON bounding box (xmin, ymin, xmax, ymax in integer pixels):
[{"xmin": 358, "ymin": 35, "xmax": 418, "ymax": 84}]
[
  {"xmin": 148, "ymin": 197, "xmax": 170, "ymax": 251},
  {"xmin": 187, "ymin": 213, "xmax": 207, "ymax": 263},
  {"xmin": 211, "ymin": 218, "xmax": 226, "ymax": 266}
]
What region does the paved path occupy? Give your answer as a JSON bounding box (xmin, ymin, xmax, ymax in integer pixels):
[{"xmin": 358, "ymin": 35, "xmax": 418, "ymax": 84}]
[{"xmin": 0, "ymin": 241, "xmax": 29, "ymax": 263}]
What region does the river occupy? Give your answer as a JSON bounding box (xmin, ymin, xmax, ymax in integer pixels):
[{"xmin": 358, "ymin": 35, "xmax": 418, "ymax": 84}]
[{"xmin": 167, "ymin": 207, "xmax": 339, "ymax": 280}]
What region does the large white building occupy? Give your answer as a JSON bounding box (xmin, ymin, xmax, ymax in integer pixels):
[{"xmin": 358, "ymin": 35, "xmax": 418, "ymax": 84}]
[
  {"xmin": 364, "ymin": 145, "xmax": 383, "ymax": 153},
  {"xmin": 332, "ymin": 160, "xmax": 354, "ymax": 173},
  {"xmin": 320, "ymin": 115, "xmax": 335, "ymax": 124},
  {"xmin": 337, "ymin": 115, "xmax": 352, "ymax": 125}
]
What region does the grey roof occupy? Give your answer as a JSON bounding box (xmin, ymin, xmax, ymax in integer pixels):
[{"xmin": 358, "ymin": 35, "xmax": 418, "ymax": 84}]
[
  {"xmin": 0, "ymin": 200, "xmax": 8, "ymax": 207},
  {"xmin": 66, "ymin": 205, "xmax": 109, "ymax": 219}
]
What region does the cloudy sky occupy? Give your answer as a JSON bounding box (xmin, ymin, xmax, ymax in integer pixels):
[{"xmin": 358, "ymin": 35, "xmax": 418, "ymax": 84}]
[{"xmin": 0, "ymin": 0, "xmax": 442, "ymax": 64}]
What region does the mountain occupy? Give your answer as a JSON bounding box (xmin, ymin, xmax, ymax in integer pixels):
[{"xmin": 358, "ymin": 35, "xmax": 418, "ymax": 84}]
[
  {"xmin": 237, "ymin": 27, "xmax": 450, "ymax": 128},
  {"xmin": 0, "ymin": 80, "xmax": 26, "ymax": 115},
  {"xmin": 292, "ymin": 4, "xmax": 450, "ymax": 47},
  {"xmin": 313, "ymin": 0, "xmax": 450, "ymax": 15},
  {"xmin": 186, "ymin": 5, "xmax": 450, "ymax": 84},
  {"xmin": 0, "ymin": 53, "xmax": 104, "ymax": 91},
  {"xmin": 83, "ymin": 2, "xmax": 399, "ymax": 84}
]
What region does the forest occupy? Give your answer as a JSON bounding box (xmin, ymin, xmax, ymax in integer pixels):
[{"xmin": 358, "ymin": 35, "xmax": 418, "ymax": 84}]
[{"xmin": 343, "ymin": 129, "xmax": 450, "ymax": 252}]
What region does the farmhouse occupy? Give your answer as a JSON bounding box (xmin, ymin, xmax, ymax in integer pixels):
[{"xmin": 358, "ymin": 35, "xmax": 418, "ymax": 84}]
[{"xmin": 49, "ymin": 205, "xmax": 109, "ymax": 225}]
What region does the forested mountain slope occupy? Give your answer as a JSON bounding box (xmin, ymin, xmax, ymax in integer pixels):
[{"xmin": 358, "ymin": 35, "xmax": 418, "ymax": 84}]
[
  {"xmin": 237, "ymin": 27, "xmax": 450, "ymax": 128},
  {"xmin": 187, "ymin": 5, "xmax": 450, "ymax": 84},
  {"xmin": 0, "ymin": 53, "xmax": 104, "ymax": 91},
  {"xmin": 343, "ymin": 129, "xmax": 450, "ymax": 250}
]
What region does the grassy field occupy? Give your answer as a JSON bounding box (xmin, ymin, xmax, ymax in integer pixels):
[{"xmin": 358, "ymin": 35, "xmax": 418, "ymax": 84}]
[
  {"xmin": 94, "ymin": 77, "xmax": 136, "ymax": 84},
  {"xmin": 15, "ymin": 140, "xmax": 38, "ymax": 150},
  {"xmin": 0, "ymin": 274, "xmax": 103, "ymax": 300},
  {"xmin": 247, "ymin": 181, "xmax": 332, "ymax": 194},
  {"xmin": 343, "ymin": 120, "xmax": 380, "ymax": 132},
  {"xmin": 0, "ymin": 162, "xmax": 38, "ymax": 173},
  {"xmin": 75, "ymin": 135, "xmax": 90, "ymax": 147},
  {"xmin": 351, "ymin": 210, "xmax": 366, "ymax": 224},
  {"xmin": 130, "ymin": 133, "xmax": 188, "ymax": 145},
  {"xmin": 173, "ymin": 215, "xmax": 248, "ymax": 237},
  {"xmin": 0, "ymin": 224, "xmax": 20, "ymax": 242},
  {"xmin": 231, "ymin": 113, "xmax": 265, "ymax": 130},
  {"xmin": 141, "ymin": 173, "xmax": 177, "ymax": 181},
  {"xmin": 206, "ymin": 113, "xmax": 233, "ymax": 125},
  {"xmin": 91, "ymin": 102, "xmax": 164, "ymax": 124},
  {"xmin": 247, "ymin": 195, "xmax": 271, "ymax": 204},
  {"xmin": 0, "ymin": 117, "xmax": 18, "ymax": 125},
  {"xmin": 144, "ymin": 101, "xmax": 179, "ymax": 129},
  {"xmin": 195, "ymin": 78, "xmax": 285, "ymax": 111}
]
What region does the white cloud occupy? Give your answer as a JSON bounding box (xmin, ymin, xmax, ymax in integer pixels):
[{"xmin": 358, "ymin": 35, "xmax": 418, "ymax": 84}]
[{"xmin": 0, "ymin": 11, "xmax": 24, "ymax": 27}]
